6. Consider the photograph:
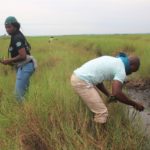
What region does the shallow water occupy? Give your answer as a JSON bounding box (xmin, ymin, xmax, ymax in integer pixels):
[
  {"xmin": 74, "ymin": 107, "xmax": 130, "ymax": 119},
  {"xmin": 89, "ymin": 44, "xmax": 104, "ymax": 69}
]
[{"xmin": 127, "ymin": 88, "xmax": 150, "ymax": 136}]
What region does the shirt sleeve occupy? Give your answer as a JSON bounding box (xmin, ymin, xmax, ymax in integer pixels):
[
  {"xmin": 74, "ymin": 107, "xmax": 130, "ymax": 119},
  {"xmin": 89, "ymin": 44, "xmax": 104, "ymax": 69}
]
[
  {"xmin": 14, "ymin": 36, "xmax": 25, "ymax": 52},
  {"xmin": 113, "ymin": 69, "xmax": 126, "ymax": 84}
]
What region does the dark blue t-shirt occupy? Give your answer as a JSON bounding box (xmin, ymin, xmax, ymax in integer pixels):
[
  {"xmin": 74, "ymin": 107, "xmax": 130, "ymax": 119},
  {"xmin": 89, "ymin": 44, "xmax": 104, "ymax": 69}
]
[{"xmin": 8, "ymin": 31, "xmax": 31, "ymax": 58}]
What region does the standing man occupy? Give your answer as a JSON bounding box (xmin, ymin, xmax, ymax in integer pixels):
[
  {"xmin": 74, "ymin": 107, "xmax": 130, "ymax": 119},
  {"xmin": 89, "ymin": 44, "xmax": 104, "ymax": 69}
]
[
  {"xmin": 0, "ymin": 16, "xmax": 36, "ymax": 101},
  {"xmin": 71, "ymin": 53, "xmax": 144, "ymax": 124}
]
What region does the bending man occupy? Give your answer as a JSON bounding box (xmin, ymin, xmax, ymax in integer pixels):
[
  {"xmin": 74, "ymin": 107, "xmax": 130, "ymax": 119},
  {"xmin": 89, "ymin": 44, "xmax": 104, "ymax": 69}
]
[{"xmin": 71, "ymin": 53, "xmax": 144, "ymax": 124}]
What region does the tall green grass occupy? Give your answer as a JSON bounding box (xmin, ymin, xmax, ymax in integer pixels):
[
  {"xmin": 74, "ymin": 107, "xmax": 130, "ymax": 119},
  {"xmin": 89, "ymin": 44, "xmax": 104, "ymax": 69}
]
[
  {"xmin": 0, "ymin": 35, "xmax": 149, "ymax": 150},
  {"xmin": 60, "ymin": 34, "xmax": 150, "ymax": 78}
]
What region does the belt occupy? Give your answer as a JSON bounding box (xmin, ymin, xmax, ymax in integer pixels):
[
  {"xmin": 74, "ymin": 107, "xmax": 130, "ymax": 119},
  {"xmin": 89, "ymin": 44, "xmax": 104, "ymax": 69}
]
[{"xmin": 28, "ymin": 60, "xmax": 33, "ymax": 63}]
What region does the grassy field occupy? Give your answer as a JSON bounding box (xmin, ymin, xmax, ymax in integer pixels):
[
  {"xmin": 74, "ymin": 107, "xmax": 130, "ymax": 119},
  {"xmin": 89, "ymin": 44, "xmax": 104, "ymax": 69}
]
[{"xmin": 0, "ymin": 34, "xmax": 150, "ymax": 150}]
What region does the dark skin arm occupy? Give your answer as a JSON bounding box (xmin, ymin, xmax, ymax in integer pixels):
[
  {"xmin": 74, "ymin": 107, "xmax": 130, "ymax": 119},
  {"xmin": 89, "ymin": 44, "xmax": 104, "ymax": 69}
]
[
  {"xmin": 0, "ymin": 48, "xmax": 27, "ymax": 65},
  {"xmin": 112, "ymin": 80, "xmax": 144, "ymax": 111},
  {"xmin": 96, "ymin": 82, "xmax": 110, "ymax": 97}
]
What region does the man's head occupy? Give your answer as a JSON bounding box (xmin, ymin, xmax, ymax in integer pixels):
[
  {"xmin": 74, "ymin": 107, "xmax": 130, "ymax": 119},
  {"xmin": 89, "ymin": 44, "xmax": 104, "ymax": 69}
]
[
  {"xmin": 128, "ymin": 56, "xmax": 140, "ymax": 73},
  {"xmin": 5, "ymin": 16, "xmax": 20, "ymax": 35},
  {"xmin": 116, "ymin": 52, "xmax": 140, "ymax": 75}
]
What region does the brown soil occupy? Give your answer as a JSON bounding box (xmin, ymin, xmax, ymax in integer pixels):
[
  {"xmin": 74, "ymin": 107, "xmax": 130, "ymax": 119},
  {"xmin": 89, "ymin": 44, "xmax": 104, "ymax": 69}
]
[
  {"xmin": 125, "ymin": 78, "xmax": 150, "ymax": 90},
  {"xmin": 20, "ymin": 133, "xmax": 49, "ymax": 150}
]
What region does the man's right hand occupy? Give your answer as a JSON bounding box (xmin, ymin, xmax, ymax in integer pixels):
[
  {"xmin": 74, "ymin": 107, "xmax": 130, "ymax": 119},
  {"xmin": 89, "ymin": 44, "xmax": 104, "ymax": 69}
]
[
  {"xmin": 134, "ymin": 103, "xmax": 144, "ymax": 111},
  {"xmin": 112, "ymin": 80, "xmax": 145, "ymax": 112}
]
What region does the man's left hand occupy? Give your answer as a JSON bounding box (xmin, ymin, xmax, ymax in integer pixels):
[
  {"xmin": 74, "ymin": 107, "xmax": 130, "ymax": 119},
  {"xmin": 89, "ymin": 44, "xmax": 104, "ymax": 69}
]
[{"xmin": 0, "ymin": 59, "xmax": 12, "ymax": 65}]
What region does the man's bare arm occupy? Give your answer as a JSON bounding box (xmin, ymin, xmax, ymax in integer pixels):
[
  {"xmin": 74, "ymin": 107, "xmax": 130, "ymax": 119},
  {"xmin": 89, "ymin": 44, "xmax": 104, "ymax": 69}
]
[
  {"xmin": 0, "ymin": 48, "xmax": 26, "ymax": 65},
  {"xmin": 112, "ymin": 80, "xmax": 144, "ymax": 111},
  {"xmin": 96, "ymin": 82, "xmax": 110, "ymax": 97}
]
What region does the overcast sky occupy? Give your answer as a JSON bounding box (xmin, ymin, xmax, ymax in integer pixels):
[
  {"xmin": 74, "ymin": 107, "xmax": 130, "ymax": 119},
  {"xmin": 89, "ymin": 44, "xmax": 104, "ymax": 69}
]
[{"xmin": 0, "ymin": 0, "xmax": 150, "ymax": 35}]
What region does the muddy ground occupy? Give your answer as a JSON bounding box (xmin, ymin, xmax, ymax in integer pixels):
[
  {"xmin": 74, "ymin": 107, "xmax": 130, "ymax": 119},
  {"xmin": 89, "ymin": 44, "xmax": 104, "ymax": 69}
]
[{"xmin": 125, "ymin": 79, "xmax": 150, "ymax": 136}]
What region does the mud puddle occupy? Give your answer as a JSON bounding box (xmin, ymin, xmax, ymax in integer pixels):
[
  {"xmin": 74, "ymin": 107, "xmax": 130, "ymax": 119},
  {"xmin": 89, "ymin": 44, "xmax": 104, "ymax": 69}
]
[{"xmin": 125, "ymin": 79, "xmax": 150, "ymax": 136}]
